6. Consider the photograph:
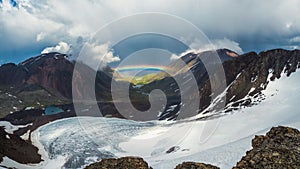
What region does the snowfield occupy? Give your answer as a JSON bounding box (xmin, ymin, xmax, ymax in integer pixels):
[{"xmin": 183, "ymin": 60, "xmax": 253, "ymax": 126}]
[{"xmin": 1, "ymin": 70, "xmax": 300, "ymax": 169}]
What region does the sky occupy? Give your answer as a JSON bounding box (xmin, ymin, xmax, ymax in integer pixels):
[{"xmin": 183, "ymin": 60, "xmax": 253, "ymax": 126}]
[{"xmin": 0, "ymin": 0, "xmax": 300, "ymax": 66}]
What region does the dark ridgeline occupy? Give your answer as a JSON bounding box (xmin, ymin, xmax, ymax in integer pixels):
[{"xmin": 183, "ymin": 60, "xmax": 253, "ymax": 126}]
[{"xmin": 1, "ymin": 49, "xmax": 300, "ymax": 121}]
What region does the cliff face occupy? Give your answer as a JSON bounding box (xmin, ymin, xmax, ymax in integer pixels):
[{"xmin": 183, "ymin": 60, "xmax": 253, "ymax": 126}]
[
  {"xmin": 197, "ymin": 49, "xmax": 300, "ymax": 115},
  {"xmin": 224, "ymin": 49, "xmax": 300, "ymax": 109}
]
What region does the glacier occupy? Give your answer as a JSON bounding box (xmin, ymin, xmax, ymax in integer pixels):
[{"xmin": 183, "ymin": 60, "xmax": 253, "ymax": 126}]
[{"xmin": 1, "ymin": 70, "xmax": 300, "ymax": 169}]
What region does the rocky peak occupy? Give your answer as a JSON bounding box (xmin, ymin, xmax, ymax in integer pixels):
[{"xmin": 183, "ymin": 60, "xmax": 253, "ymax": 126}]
[{"xmin": 20, "ymin": 53, "xmax": 74, "ymax": 98}]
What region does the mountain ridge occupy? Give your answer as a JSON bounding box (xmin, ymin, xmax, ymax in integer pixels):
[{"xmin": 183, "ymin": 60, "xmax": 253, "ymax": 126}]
[{"xmin": 0, "ymin": 48, "xmax": 300, "ymax": 120}]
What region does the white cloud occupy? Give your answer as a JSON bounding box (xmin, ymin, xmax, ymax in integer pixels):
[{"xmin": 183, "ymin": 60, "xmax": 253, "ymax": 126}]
[
  {"xmin": 36, "ymin": 32, "xmax": 46, "ymax": 42},
  {"xmin": 190, "ymin": 38, "xmax": 243, "ymax": 54},
  {"xmin": 79, "ymin": 42, "xmax": 120, "ymax": 69},
  {"xmin": 170, "ymin": 53, "xmax": 181, "ymax": 60},
  {"xmin": 1, "ymin": 0, "xmax": 300, "ymax": 60},
  {"xmin": 208, "ymin": 38, "xmax": 243, "ymax": 54},
  {"xmin": 290, "ymin": 36, "xmax": 300, "ymax": 43},
  {"xmin": 0, "ymin": 0, "xmax": 15, "ymax": 11},
  {"xmin": 41, "ymin": 41, "xmax": 70, "ymax": 54},
  {"xmin": 171, "ymin": 38, "xmax": 243, "ymax": 60}
]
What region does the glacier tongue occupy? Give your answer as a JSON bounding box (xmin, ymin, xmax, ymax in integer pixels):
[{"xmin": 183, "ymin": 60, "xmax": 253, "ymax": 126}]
[
  {"xmin": 21, "ymin": 69, "xmax": 300, "ymax": 169},
  {"xmin": 36, "ymin": 117, "xmax": 156, "ymax": 168}
]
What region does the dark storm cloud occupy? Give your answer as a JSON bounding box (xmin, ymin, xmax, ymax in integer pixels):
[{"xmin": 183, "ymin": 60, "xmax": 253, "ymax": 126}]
[{"xmin": 0, "ymin": 0, "xmax": 299, "ymax": 64}]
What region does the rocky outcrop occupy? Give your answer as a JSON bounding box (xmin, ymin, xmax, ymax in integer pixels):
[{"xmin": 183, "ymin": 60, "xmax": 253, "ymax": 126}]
[
  {"xmin": 84, "ymin": 158, "xmax": 219, "ymax": 169},
  {"xmin": 233, "ymin": 126, "xmax": 300, "ymax": 169},
  {"xmin": 0, "ymin": 153, "xmax": 3, "ymax": 163},
  {"xmin": 84, "ymin": 157, "xmax": 153, "ymax": 169},
  {"xmin": 0, "ymin": 126, "xmax": 41, "ymax": 164},
  {"xmin": 175, "ymin": 162, "xmax": 220, "ymax": 169}
]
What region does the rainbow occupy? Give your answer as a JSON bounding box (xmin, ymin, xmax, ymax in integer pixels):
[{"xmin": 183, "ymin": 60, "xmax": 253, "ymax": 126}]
[{"xmin": 113, "ymin": 65, "xmax": 173, "ymax": 72}]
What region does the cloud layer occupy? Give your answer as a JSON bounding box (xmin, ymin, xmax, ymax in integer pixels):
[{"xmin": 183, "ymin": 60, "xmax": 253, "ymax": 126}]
[
  {"xmin": 41, "ymin": 41, "xmax": 70, "ymax": 54},
  {"xmin": 81, "ymin": 42, "xmax": 120, "ymax": 69},
  {"xmin": 1, "ymin": 0, "xmax": 300, "ymax": 64}
]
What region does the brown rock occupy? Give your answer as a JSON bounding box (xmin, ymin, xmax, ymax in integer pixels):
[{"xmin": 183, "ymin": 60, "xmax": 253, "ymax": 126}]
[
  {"xmin": 175, "ymin": 162, "xmax": 220, "ymax": 169},
  {"xmin": 0, "ymin": 152, "xmax": 3, "ymax": 163},
  {"xmin": 84, "ymin": 156, "xmax": 152, "ymax": 169},
  {"xmin": 233, "ymin": 126, "xmax": 300, "ymax": 169},
  {"xmin": 0, "ymin": 126, "xmax": 41, "ymax": 164}
]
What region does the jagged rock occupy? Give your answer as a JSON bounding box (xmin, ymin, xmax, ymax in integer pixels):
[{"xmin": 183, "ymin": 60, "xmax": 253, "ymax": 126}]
[
  {"xmin": 0, "ymin": 126, "xmax": 41, "ymax": 164},
  {"xmin": 175, "ymin": 162, "xmax": 220, "ymax": 169},
  {"xmin": 84, "ymin": 157, "xmax": 153, "ymax": 169},
  {"xmin": 0, "ymin": 152, "xmax": 3, "ymax": 163},
  {"xmin": 233, "ymin": 126, "xmax": 300, "ymax": 169}
]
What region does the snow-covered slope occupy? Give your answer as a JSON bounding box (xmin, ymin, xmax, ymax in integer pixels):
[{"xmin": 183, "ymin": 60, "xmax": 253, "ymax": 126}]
[{"xmin": 1, "ymin": 70, "xmax": 300, "ymax": 169}]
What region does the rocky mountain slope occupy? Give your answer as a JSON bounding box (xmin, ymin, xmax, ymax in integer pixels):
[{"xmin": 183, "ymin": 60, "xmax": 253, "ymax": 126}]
[
  {"xmin": 0, "ymin": 53, "xmax": 72, "ymax": 117},
  {"xmin": 138, "ymin": 48, "xmax": 300, "ymax": 120},
  {"xmin": 0, "ymin": 49, "xmax": 300, "ymax": 119},
  {"xmin": 1, "ymin": 48, "xmax": 300, "ymax": 121},
  {"xmin": 0, "ymin": 52, "xmax": 113, "ymax": 118},
  {"xmin": 0, "ymin": 126, "xmax": 41, "ymax": 164}
]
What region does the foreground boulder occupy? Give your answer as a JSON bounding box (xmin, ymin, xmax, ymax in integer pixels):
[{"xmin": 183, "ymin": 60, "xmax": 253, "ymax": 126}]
[
  {"xmin": 84, "ymin": 157, "xmax": 153, "ymax": 169},
  {"xmin": 175, "ymin": 162, "xmax": 219, "ymax": 169},
  {"xmin": 0, "ymin": 126, "xmax": 41, "ymax": 164},
  {"xmin": 233, "ymin": 126, "xmax": 300, "ymax": 169}
]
